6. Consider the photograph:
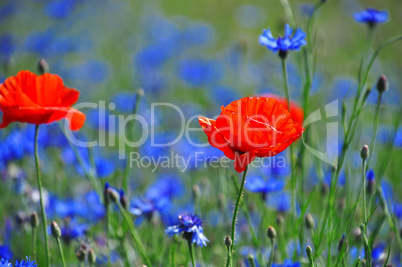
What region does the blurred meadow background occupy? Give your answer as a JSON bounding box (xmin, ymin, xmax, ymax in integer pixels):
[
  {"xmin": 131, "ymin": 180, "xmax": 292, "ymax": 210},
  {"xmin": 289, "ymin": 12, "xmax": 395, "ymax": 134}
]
[{"xmin": 0, "ymin": 0, "xmax": 402, "ymax": 266}]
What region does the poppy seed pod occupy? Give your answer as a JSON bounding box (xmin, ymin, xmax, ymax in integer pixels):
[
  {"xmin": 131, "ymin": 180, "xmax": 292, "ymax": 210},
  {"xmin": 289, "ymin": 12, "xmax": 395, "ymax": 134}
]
[
  {"xmin": 360, "ymin": 145, "xmax": 369, "ymax": 160},
  {"xmin": 267, "ymin": 226, "xmax": 277, "ymax": 240},
  {"xmin": 224, "ymin": 235, "xmax": 232, "ymax": 249},
  {"xmin": 51, "ymin": 221, "xmax": 62, "ymax": 238},
  {"xmin": 376, "ymin": 74, "xmax": 388, "ymax": 93},
  {"xmin": 30, "ymin": 212, "xmax": 39, "ymax": 229}
]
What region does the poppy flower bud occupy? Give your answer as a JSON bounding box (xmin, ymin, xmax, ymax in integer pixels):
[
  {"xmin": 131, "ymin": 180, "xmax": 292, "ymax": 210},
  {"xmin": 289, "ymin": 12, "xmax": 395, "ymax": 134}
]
[
  {"xmin": 360, "ymin": 145, "xmax": 369, "ymax": 160},
  {"xmin": 376, "ymin": 74, "xmax": 388, "ymax": 93},
  {"xmin": 267, "ymin": 226, "xmax": 277, "ymax": 240},
  {"xmin": 338, "ymin": 234, "xmax": 349, "ymax": 253},
  {"xmin": 224, "ymin": 235, "xmax": 232, "ymax": 249},
  {"xmin": 30, "ymin": 212, "xmax": 39, "ymax": 229},
  {"xmin": 88, "ymin": 248, "xmax": 96, "ymax": 264},
  {"xmin": 107, "ymin": 188, "xmax": 120, "ymax": 203},
  {"xmin": 38, "ymin": 58, "xmax": 49, "ymax": 75},
  {"xmin": 51, "ymin": 221, "xmax": 62, "ymax": 238},
  {"xmin": 276, "ymin": 214, "xmax": 285, "ymax": 226},
  {"xmin": 76, "ymin": 249, "xmax": 86, "ymax": 262},
  {"xmin": 305, "ymin": 213, "xmax": 315, "ymax": 230}
]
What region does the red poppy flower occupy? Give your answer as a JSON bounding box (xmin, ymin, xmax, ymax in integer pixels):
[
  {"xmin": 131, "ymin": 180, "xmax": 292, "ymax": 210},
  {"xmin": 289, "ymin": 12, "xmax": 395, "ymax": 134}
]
[
  {"xmin": 261, "ymin": 93, "xmax": 304, "ymax": 125},
  {"xmin": 0, "ymin": 70, "xmax": 85, "ymax": 131},
  {"xmin": 199, "ymin": 97, "xmax": 304, "ymax": 172}
]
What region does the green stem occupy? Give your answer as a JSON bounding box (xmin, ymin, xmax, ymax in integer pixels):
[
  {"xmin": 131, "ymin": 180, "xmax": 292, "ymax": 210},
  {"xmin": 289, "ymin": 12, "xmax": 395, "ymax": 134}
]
[
  {"xmin": 281, "ymin": 58, "xmax": 297, "ymax": 222},
  {"xmin": 105, "ymin": 204, "xmax": 111, "ymax": 267},
  {"xmin": 123, "ymin": 89, "xmax": 143, "ymax": 193},
  {"xmin": 188, "ymin": 241, "xmax": 196, "ymax": 267},
  {"xmin": 367, "ymin": 93, "xmax": 383, "ymax": 169},
  {"xmin": 117, "ymin": 202, "xmax": 151, "ymax": 266},
  {"xmin": 230, "ymin": 166, "xmax": 248, "ymax": 257},
  {"xmin": 362, "ymin": 159, "xmax": 367, "ymax": 226},
  {"xmin": 56, "ymin": 237, "xmax": 66, "ymax": 267},
  {"xmin": 267, "ymin": 239, "xmax": 275, "ymax": 267},
  {"xmin": 170, "ymin": 240, "xmax": 178, "ymax": 267},
  {"xmin": 32, "ymin": 227, "xmax": 37, "ymax": 260},
  {"xmin": 34, "ymin": 125, "xmax": 50, "ymax": 267}
]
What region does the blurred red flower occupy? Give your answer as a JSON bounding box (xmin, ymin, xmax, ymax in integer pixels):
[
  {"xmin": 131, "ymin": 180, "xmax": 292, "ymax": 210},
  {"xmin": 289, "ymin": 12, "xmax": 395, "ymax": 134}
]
[
  {"xmin": 199, "ymin": 97, "xmax": 304, "ymax": 172},
  {"xmin": 261, "ymin": 93, "xmax": 304, "ymax": 125},
  {"xmin": 0, "ymin": 70, "xmax": 85, "ymax": 131}
]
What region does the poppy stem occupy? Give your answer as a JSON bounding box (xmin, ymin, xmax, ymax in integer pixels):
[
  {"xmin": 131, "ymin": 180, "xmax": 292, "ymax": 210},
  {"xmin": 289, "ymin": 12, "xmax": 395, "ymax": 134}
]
[
  {"xmin": 34, "ymin": 125, "xmax": 50, "ymax": 267},
  {"xmin": 229, "ymin": 166, "xmax": 248, "ymax": 264},
  {"xmin": 187, "ymin": 240, "xmax": 196, "ymax": 267}
]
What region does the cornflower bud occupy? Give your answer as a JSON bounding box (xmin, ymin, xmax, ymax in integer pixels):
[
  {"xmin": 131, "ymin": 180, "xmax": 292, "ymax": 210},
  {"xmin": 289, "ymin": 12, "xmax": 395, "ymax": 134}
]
[
  {"xmin": 376, "ymin": 74, "xmax": 388, "ymax": 93},
  {"xmin": 267, "ymin": 226, "xmax": 277, "ymax": 240},
  {"xmin": 51, "ymin": 221, "xmax": 62, "ymax": 238},
  {"xmin": 276, "ymin": 214, "xmax": 285, "ymax": 226},
  {"xmin": 119, "ymin": 189, "xmax": 128, "ymax": 209},
  {"xmin": 30, "ymin": 212, "xmax": 39, "ymax": 228},
  {"xmin": 88, "ymin": 248, "xmax": 96, "ymax": 264},
  {"xmin": 107, "ymin": 188, "xmax": 119, "ymax": 203},
  {"xmin": 38, "ymin": 58, "xmax": 49, "ymax": 75},
  {"xmin": 305, "ymin": 213, "xmax": 315, "ymax": 230},
  {"xmin": 338, "ymin": 234, "xmax": 349, "ymax": 253},
  {"xmin": 360, "ymin": 145, "xmax": 369, "ymax": 160}
]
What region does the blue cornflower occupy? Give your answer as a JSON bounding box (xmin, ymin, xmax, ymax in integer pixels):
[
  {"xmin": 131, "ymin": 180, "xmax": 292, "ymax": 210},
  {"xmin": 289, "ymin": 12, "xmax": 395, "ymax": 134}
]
[
  {"xmin": 366, "ymin": 169, "xmax": 375, "ymax": 182},
  {"xmin": 259, "ymin": 24, "xmax": 306, "ymax": 58},
  {"xmin": 165, "ymin": 214, "xmax": 209, "ymax": 247},
  {"xmin": 0, "ymin": 245, "xmax": 12, "ymax": 261},
  {"xmin": 245, "ymin": 175, "xmax": 285, "ymax": 196},
  {"xmin": 14, "ymin": 257, "xmax": 37, "ymax": 267},
  {"xmin": 177, "ymin": 58, "xmax": 223, "ymax": 87},
  {"xmin": 272, "ymin": 259, "xmax": 301, "ymax": 267},
  {"xmin": 354, "ymin": 8, "xmax": 388, "ymax": 27},
  {"xmin": 0, "ymin": 258, "xmax": 11, "ymax": 267}
]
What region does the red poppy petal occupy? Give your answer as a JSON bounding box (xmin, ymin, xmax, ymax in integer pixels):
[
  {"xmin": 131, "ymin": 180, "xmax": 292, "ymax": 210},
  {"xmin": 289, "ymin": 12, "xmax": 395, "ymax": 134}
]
[
  {"xmin": 0, "ymin": 107, "xmax": 85, "ymax": 131},
  {"xmin": 198, "ymin": 116, "xmax": 236, "ymax": 159},
  {"xmin": 233, "ymin": 151, "xmax": 257, "ymax": 173},
  {"xmin": 261, "ymin": 93, "xmax": 304, "ymax": 125},
  {"xmin": 60, "ymin": 87, "xmax": 80, "ymax": 106}
]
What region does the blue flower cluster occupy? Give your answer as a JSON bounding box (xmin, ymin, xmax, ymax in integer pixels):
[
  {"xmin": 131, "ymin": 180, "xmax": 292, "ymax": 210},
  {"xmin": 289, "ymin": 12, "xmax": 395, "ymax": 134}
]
[
  {"xmin": 354, "ymin": 8, "xmax": 388, "ymax": 26},
  {"xmin": 259, "ymin": 24, "xmax": 306, "ymax": 57},
  {"xmin": 165, "ymin": 213, "xmax": 209, "ymax": 247},
  {"xmin": 0, "ymin": 257, "xmax": 36, "ymax": 267}
]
